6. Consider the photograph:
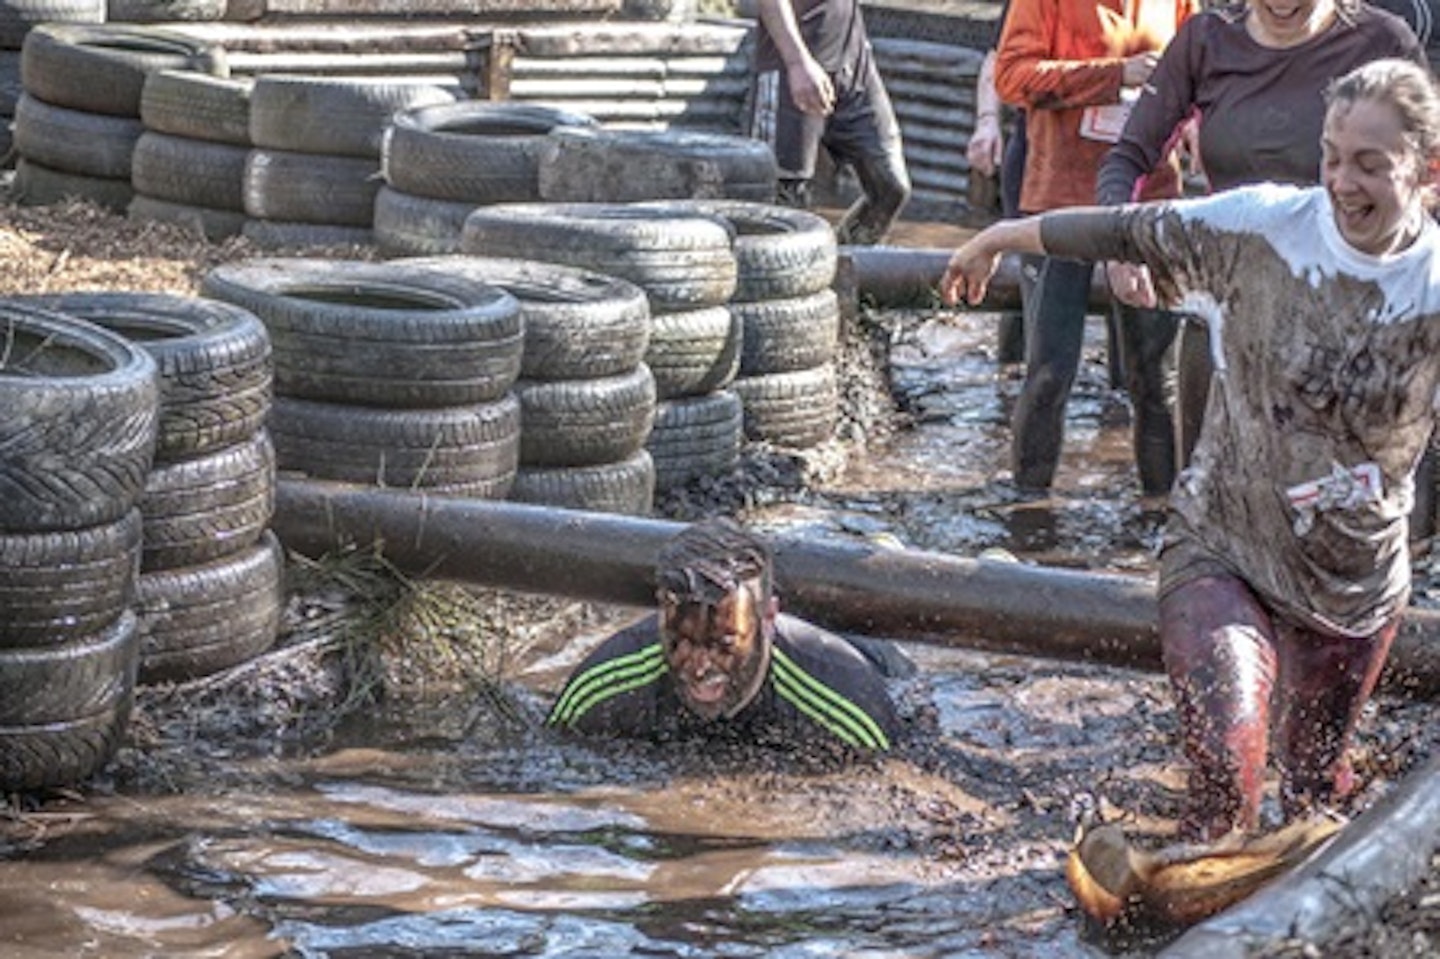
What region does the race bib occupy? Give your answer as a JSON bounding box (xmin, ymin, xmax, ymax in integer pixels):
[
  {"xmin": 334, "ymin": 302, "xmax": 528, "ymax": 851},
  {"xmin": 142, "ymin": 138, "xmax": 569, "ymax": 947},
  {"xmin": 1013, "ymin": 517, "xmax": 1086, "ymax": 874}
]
[{"xmin": 1079, "ymin": 89, "xmax": 1138, "ymax": 143}]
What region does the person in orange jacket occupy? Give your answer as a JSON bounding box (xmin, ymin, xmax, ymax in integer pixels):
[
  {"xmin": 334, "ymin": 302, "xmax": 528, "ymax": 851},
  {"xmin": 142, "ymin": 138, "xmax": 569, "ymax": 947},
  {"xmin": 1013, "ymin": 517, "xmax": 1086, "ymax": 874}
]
[{"xmin": 994, "ymin": 0, "xmax": 1197, "ymax": 499}]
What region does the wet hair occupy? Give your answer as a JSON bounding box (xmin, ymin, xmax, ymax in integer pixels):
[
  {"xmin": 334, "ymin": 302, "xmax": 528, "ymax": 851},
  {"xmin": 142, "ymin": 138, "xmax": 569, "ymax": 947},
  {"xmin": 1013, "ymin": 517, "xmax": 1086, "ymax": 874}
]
[
  {"xmin": 655, "ymin": 518, "xmax": 774, "ymax": 607},
  {"xmin": 1325, "ymin": 58, "xmax": 1440, "ymax": 162}
]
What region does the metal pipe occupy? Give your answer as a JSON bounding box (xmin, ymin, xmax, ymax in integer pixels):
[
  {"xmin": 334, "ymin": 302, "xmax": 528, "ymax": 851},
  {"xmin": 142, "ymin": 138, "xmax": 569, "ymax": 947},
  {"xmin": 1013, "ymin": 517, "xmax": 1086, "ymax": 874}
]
[
  {"xmin": 835, "ymin": 246, "xmax": 1114, "ymax": 311},
  {"xmin": 272, "ymin": 479, "xmax": 1440, "ymax": 697}
]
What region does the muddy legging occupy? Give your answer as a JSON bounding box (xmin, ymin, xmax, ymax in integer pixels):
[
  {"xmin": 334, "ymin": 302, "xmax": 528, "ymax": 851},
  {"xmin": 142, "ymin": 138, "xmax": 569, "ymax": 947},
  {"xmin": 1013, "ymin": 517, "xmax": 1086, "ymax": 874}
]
[
  {"xmin": 1158, "ymin": 573, "xmax": 1399, "ymax": 841},
  {"xmin": 1012, "ymin": 253, "xmax": 1179, "ymax": 495}
]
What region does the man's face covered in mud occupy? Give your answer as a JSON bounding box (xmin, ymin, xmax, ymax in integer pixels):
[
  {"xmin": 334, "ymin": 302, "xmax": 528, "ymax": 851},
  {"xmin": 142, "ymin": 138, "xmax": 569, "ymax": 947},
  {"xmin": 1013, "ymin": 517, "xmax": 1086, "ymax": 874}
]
[{"xmin": 658, "ymin": 577, "xmax": 773, "ymax": 721}]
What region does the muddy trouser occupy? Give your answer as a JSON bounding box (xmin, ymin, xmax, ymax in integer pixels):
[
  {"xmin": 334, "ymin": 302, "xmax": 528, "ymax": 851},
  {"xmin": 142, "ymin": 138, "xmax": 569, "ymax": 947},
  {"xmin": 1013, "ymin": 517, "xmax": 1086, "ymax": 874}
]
[
  {"xmin": 1158, "ymin": 572, "xmax": 1398, "ymax": 841},
  {"xmin": 997, "ymin": 112, "xmax": 1027, "ymax": 363},
  {"xmin": 1012, "ymin": 253, "xmax": 1178, "ymax": 494},
  {"xmin": 749, "ymin": 46, "xmax": 911, "ymax": 245}
]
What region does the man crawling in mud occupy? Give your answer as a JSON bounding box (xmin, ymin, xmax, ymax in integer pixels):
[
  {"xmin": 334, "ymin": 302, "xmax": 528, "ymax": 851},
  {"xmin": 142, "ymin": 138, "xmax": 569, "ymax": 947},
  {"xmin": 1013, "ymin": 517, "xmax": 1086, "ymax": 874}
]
[{"xmin": 546, "ymin": 518, "xmax": 899, "ymax": 752}]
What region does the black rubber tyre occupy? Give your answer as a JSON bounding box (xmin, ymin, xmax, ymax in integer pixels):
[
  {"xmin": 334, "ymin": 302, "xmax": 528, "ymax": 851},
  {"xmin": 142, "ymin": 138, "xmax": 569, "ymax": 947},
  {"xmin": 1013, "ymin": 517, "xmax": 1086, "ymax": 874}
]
[
  {"xmin": 0, "ymin": 669, "xmax": 133, "ymax": 793},
  {"xmin": 269, "ymin": 394, "xmax": 520, "ymax": 497},
  {"xmin": 0, "ymin": 609, "xmax": 138, "ymax": 726},
  {"xmin": 372, "ymin": 185, "xmax": 472, "ymax": 256},
  {"xmin": 249, "ymin": 74, "xmax": 459, "ymax": 159},
  {"xmin": 517, "ymin": 364, "xmax": 656, "ymax": 468},
  {"xmin": 511, "ymin": 449, "xmax": 655, "ymax": 516},
  {"xmin": 460, "ymin": 202, "xmax": 737, "ymax": 312},
  {"xmin": 239, "ymin": 219, "xmax": 373, "ymax": 250},
  {"xmin": 0, "ymin": 510, "xmax": 140, "ymax": 649},
  {"xmin": 106, "ymin": 0, "xmax": 227, "ymax": 22},
  {"xmin": 128, "ymin": 194, "xmax": 248, "ymax": 241},
  {"xmin": 13, "ymin": 93, "xmax": 143, "ymax": 179},
  {"xmin": 644, "ymin": 305, "xmax": 741, "ymax": 400},
  {"xmin": 243, "ymin": 148, "xmax": 380, "ymax": 227},
  {"xmin": 537, "ymin": 126, "xmax": 778, "ymax": 203},
  {"xmin": 17, "ymin": 291, "xmax": 273, "ymax": 460},
  {"xmin": 401, "ymin": 254, "xmax": 651, "ymax": 380},
  {"xmin": 136, "ymin": 530, "xmax": 283, "ymax": 684},
  {"xmin": 383, "ymin": 100, "xmax": 596, "ymax": 203},
  {"xmin": 12, "ymin": 156, "xmax": 133, "ymax": 211},
  {"xmin": 646, "ymin": 389, "xmax": 742, "ymax": 491},
  {"xmin": 731, "ymin": 363, "xmax": 839, "ymax": 449},
  {"xmin": 131, "ymin": 130, "xmax": 248, "ymax": 211},
  {"xmin": 638, "ymin": 199, "xmax": 837, "ymax": 301},
  {"xmin": 139, "ymin": 430, "xmax": 274, "ymax": 572},
  {"xmin": 735, "ymin": 289, "xmax": 840, "ymax": 376},
  {"xmin": 0, "ymin": 0, "xmax": 105, "ymax": 51},
  {"xmin": 0, "ymin": 303, "xmax": 159, "ymax": 532},
  {"xmin": 202, "ymin": 258, "xmax": 522, "ymax": 408},
  {"xmin": 20, "ymin": 23, "xmax": 226, "ymax": 117},
  {"xmin": 139, "ymin": 69, "xmax": 251, "ymax": 146}
]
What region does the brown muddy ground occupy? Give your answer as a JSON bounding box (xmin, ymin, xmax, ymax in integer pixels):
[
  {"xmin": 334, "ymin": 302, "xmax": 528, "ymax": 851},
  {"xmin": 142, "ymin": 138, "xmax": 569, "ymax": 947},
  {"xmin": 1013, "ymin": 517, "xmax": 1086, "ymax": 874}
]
[{"xmin": 0, "ymin": 199, "xmax": 1435, "ymax": 957}]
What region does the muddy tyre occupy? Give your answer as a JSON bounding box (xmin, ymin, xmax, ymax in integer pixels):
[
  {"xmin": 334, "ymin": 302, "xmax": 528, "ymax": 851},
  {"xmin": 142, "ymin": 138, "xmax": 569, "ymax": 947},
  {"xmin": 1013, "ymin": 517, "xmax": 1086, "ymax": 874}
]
[
  {"xmin": 128, "ymin": 194, "xmax": 248, "ymax": 241},
  {"xmin": 106, "ymin": 0, "xmax": 228, "ymax": 22},
  {"xmin": 372, "ymin": 185, "xmax": 472, "ymax": 256},
  {"xmin": 139, "ymin": 430, "xmax": 274, "ymax": 571},
  {"xmin": 0, "ymin": 304, "xmax": 159, "ymax": 532},
  {"xmin": 646, "ymin": 389, "xmax": 742, "ymax": 490},
  {"xmin": 0, "ymin": 667, "xmax": 134, "ymax": 792},
  {"xmin": 402, "ymin": 254, "xmax": 651, "ymax": 380},
  {"xmin": 383, "ymin": 100, "xmax": 596, "ymax": 203},
  {"xmin": 736, "ymin": 289, "xmax": 840, "ymax": 376},
  {"xmin": 243, "ymin": 148, "xmax": 380, "ymax": 227},
  {"xmin": 136, "ymin": 530, "xmax": 283, "ymax": 684},
  {"xmin": 269, "ymin": 394, "xmax": 520, "ymax": 497},
  {"xmin": 517, "ymin": 365, "xmax": 656, "ymax": 468},
  {"xmin": 13, "ymin": 93, "xmax": 143, "ymax": 179},
  {"xmin": 139, "ymin": 69, "xmax": 251, "ymax": 146},
  {"xmin": 0, "ymin": 510, "xmax": 141, "ymax": 648},
  {"xmin": 0, "ymin": 0, "xmax": 105, "ymax": 51},
  {"xmin": 0, "ymin": 610, "xmax": 139, "ymax": 726},
  {"xmin": 249, "ymin": 74, "xmax": 458, "ymax": 159},
  {"xmin": 512, "ymin": 449, "xmax": 655, "ymax": 516},
  {"xmin": 732, "ymin": 363, "xmax": 838, "ymax": 449},
  {"xmin": 537, "ymin": 126, "xmax": 777, "ymax": 203},
  {"xmin": 18, "ymin": 291, "xmax": 273, "ymax": 460},
  {"xmin": 13, "ymin": 157, "xmax": 134, "ymax": 211},
  {"xmin": 202, "ymin": 258, "xmax": 522, "ymax": 408},
  {"xmin": 645, "ymin": 305, "xmax": 741, "ymax": 400},
  {"xmin": 131, "ymin": 130, "xmax": 248, "ymax": 211}
]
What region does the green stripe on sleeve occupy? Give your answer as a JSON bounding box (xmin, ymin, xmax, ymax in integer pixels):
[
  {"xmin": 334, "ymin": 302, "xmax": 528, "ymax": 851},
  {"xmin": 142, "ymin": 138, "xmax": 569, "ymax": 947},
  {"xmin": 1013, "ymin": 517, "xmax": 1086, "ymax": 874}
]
[
  {"xmin": 771, "ymin": 648, "xmax": 890, "ymax": 750},
  {"xmin": 548, "ymin": 643, "xmax": 667, "ymax": 728}
]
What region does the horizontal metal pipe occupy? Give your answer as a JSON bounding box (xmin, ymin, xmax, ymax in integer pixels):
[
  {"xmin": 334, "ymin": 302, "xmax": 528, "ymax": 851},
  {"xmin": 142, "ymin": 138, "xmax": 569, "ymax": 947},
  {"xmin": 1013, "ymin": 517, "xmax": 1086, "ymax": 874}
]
[
  {"xmin": 839, "ymin": 246, "xmax": 1114, "ymax": 311},
  {"xmin": 272, "ymin": 479, "xmax": 1440, "ymax": 697}
]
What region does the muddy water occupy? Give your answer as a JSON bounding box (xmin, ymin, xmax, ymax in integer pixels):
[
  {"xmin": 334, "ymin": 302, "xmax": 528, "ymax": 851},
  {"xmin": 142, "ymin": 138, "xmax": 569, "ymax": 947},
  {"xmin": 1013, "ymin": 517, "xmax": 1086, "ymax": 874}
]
[{"xmin": 0, "ymin": 303, "xmax": 1424, "ymax": 958}]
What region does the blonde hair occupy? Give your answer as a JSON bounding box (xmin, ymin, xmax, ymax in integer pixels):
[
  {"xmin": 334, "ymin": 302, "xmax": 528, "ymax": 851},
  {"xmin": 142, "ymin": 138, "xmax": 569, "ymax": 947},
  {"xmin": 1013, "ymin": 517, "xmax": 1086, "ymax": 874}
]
[{"xmin": 1325, "ymin": 58, "xmax": 1440, "ymax": 163}]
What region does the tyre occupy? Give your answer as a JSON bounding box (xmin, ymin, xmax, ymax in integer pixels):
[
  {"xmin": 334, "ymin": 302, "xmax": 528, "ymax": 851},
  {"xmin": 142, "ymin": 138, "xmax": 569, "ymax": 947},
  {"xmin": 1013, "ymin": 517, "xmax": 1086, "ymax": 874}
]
[
  {"xmin": 202, "ymin": 258, "xmax": 522, "ymax": 408},
  {"xmin": 0, "ymin": 510, "xmax": 141, "ymax": 648},
  {"xmin": 16, "ymin": 291, "xmax": 273, "ymax": 459},
  {"xmin": 131, "ymin": 130, "xmax": 248, "ymax": 211},
  {"xmin": 243, "ymin": 148, "xmax": 380, "ymax": 227},
  {"xmin": 13, "ymin": 93, "xmax": 143, "ymax": 179},
  {"xmin": 644, "ymin": 305, "xmax": 741, "ymax": 400},
  {"xmin": 128, "ymin": 194, "xmax": 248, "ymax": 242},
  {"xmin": 401, "ymin": 254, "xmax": 651, "ymax": 380},
  {"xmin": 106, "ymin": 0, "xmax": 227, "ymax": 22},
  {"xmin": 511, "ymin": 449, "xmax": 655, "ymax": 516},
  {"xmin": 0, "ymin": 609, "xmax": 138, "ymax": 725},
  {"xmin": 516, "ymin": 365, "xmax": 656, "ymax": 468},
  {"xmin": 537, "ymin": 126, "xmax": 777, "ymax": 203},
  {"xmin": 0, "ymin": 0, "xmax": 105, "ymax": 56},
  {"xmin": 249, "ymin": 74, "xmax": 460, "ymax": 159},
  {"xmin": 460, "ymin": 202, "xmax": 737, "ymax": 312},
  {"xmin": 731, "ymin": 363, "xmax": 838, "ymax": 449},
  {"xmin": 383, "ymin": 100, "xmax": 596, "ymax": 203},
  {"xmin": 735, "ymin": 289, "xmax": 840, "ymax": 376},
  {"xmin": 136, "ymin": 530, "xmax": 283, "ymax": 684},
  {"xmin": 0, "ymin": 303, "xmax": 159, "ymax": 532},
  {"xmin": 12, "ymin": 157, "xmax": 134, "ymax": 211},
  {"xmin": 268, "ymin": 393, "xmax": 520, "ymax": 497},
  {"xmin": 646, "ymin": 389, "xmax": 742, "ymax": 490},
  {"xmin": 0, "ymin": 676, "xmax": 133, "ymax": 792},
  {"xmin": 139, "ymin": 69, "xmax": 252, "ymax": 146},
  {"xmin": 372, "ymin": 185, "xmax": 472, "ymax": 256},
  {"xmin": 239, "ymin": 219, "xmax": 373, "ymax": 250}
]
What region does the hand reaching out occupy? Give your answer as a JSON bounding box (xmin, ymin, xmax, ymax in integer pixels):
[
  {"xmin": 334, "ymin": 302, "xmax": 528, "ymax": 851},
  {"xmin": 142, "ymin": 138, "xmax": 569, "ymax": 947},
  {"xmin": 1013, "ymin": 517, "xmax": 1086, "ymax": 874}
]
[{"xmin": 941, "ymin": 238, "xmax": 1003, "ymax": 307}]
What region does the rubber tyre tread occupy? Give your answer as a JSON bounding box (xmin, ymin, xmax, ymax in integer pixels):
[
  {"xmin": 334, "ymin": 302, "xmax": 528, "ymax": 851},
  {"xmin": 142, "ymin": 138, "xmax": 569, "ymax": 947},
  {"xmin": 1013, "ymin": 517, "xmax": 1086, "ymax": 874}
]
[
  {"xmin": 511, "ymin": 449, "xmax": 654, "ymax": 516},
  {"xmin": 239, "ymin": 219, "xmax": 372, "ymax": 250},
  {"xmin": 269, "ymin": 393, "xmax": 520, "ymax": 496},
  {"xmin": 139, "ymin": 430, "xmax": 274, "ymax": 571},
  {"xmin": 644, "ymin": 305, "xmax": 740, "ymax": 400},
  {"xmin": 384, "ymin": 100, "xmax": 597, "ymax": 203},
  {"xmin": 249, "ymin": 74, "xmax": 459, "ymax": 159},
  {"xmin": 731, "ymin": 364, "xmax": 838, "ymax": 449},
  {"xmin": 0, "ymin": 510, "xmax": 141, "ymax": 648},
  {"xmin": 201, "ymin": 257, "xmax": 522, "ymax": 408},
  {"xmin": 0, "ymin": 693, "xmax": 132, "ymax": 792},
  {"xmin": 12, "ymin": 156, "xmax": 134, "ymax": 211},
  {"xmin": 106, "ymin": 0, "xmax": 228, "ymax": 23},
  {"xmin": 0, "ymin": 610, "xmax": 138, "ymax": 725},
  {"xmin": 128, "ymin": 194, "xmax": 248, "ymax": 242},
  {"xmin": 735, "ymin": 289, "xmax": 840, "ymax": 376},
  {"xmin": 516, "ymin": 364, "xmax": 656, "ymax": 468},
  {"xmin": 243, "ymin": 148, "xmax": 380, "ymax": 227},
  {"xmin": 372, "ymin": 185, "xmax": 472, "ymax": 256},
  {"xmin": 136, "ymin": 530, "xmax": 283, "ymax": 684},
  {"xmin": 0, "ymin": 303, "xmax": 159, "ymax": 532},
  {"xmin": 13, "ymin": 93, "xmax": 143, "ymax": 179},
  {"xmin": 401, "ymin": 254, "xmax": 651, "ymax": 380},
  {"xmin": 646, "ymin": 389, "xmax": 742, "ymax": 490},
  {"xmin": 0, "ymin": 0, "xmax": 105, "ymax": 51},
  {"xmin": 131, "ymin": 130, "xmax": 247, "ymax": 210},
  {"xmin": 17, "ymin": 290, "xmax": 273, "ymax": 460},
  {"xmin": 140, "ymin": 69, "xmax": 251, "ymax": 146}
]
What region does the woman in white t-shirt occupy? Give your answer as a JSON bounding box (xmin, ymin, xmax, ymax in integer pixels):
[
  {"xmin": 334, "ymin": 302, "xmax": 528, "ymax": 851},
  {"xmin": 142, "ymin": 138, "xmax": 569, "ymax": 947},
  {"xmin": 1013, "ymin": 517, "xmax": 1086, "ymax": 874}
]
[{"xmin": 943, "ymin": 57, "xmax": 1440, "ymax": 841}]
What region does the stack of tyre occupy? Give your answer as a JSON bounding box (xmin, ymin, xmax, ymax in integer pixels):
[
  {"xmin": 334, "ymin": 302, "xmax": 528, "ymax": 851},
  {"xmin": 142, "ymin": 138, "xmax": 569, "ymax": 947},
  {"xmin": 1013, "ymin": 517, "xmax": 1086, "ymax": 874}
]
[
  {"xmin": 402, "ymin": 254, "xmax": 657, "ymax": 515},
  {"xmin": 460, "ymin": 203, "xmax": 741, "ymax": 506},
  {"xmin": 130, "ymin": 68, "xmax": 254, "ymax": 241},
  {"xmin": 374, "ymin": 100, "xmax": 598, "ymax": 257},
  {"xmin": 0, "ymin": 303, "xmax": 158, "ymax": 792},
  {"xmin": 201, "ymin": 258, "xmax": 526, "ymax": 501},
  {"xmin": 243, "ymin": 74, "xmax": 460, "ymax": 249},
  {"xmin": 21, "ymin": 293, "xmax": 282, "ymax": 685},
  {"xmin": 12, "ymin": 23, "xmax": 224, "ymax": 211},
  {"xmin": 0, "ymin": 0, "xmax": 104, "ymax": 163}
]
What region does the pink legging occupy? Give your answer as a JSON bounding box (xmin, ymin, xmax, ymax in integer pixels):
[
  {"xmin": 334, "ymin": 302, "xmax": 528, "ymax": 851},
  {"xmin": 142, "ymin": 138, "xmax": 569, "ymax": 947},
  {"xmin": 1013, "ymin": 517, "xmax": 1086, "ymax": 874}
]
[{"xmin": 1158, "ymin": 574, "xmax": 1398, "ymax": 841}]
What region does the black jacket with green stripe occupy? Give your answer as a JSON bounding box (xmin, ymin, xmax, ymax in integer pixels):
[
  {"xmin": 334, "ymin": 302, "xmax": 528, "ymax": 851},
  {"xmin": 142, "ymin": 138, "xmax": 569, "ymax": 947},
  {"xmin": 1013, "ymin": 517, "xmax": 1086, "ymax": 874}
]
[{"xmin": 546, "ymin": 612, "xmax": 899, "ymax": 752}]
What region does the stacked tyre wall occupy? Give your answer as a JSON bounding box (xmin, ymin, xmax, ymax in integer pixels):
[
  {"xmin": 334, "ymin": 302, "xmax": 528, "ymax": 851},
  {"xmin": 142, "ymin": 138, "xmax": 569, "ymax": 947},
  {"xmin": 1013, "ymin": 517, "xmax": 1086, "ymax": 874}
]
[{"xmin": 0, "ymin": 0, "xmax": 106, "ymax": 161}]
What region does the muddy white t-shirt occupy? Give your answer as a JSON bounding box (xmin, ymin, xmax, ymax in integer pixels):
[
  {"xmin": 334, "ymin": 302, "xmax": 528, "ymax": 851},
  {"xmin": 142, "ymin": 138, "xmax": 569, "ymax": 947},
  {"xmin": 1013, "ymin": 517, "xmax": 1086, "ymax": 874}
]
[{"xmin": 1044, "ymin": 183, "xmax": 1440, "ymax": 636}]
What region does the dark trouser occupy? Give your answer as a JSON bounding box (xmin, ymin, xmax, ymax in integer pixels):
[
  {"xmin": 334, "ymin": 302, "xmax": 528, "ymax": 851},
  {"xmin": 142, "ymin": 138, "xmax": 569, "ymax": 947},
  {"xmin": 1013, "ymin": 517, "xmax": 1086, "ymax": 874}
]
[
  {"xmin": 752, "ymin": 46, "xmax": 911, "ymax": 244},
  {"xmin": 1158, "ymin": 574, "xmax": 1398, "ymax": 841},
  {"xmin": 996, "ymin": 112, "xmax": 1027, "ymax": 363},
  {"xmin": 1012, "ymin": 253, "xmax": 1179, "ymax": 495}
]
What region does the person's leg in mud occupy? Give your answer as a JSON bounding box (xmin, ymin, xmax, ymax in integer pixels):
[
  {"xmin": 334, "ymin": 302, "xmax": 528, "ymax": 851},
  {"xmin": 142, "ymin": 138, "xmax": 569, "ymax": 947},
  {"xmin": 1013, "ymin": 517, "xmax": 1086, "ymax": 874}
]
[
  {"xmin": 825, "ymin": 54, "xmax": 910, "ymax": 245},
  {"xmin": 1009, "ymin": 255, "xmax": 1091, "ymax": 494},
  {"xmin": 1113, "ymin": 302, "xmax": 1180, "ymax": 497},
  {"xmin": 1158, "ymin": 573, "xmax": 1278, "ymax": 841},
  {"xmin": 1270, "ymin": 615, "xmax": 1399, "ymax": 820}
]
